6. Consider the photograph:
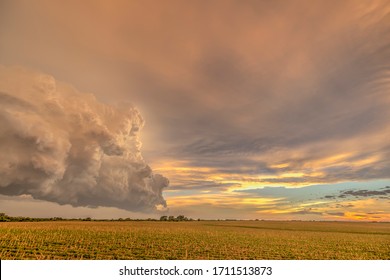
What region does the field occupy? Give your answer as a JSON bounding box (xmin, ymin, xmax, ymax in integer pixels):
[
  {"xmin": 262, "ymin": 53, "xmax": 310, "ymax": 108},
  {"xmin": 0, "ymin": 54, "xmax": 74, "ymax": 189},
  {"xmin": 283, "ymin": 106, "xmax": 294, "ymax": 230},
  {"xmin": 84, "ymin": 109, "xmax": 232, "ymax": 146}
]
[{"xmin": 0, "ymin": 220, "xmax": 389, "ymax": 260}]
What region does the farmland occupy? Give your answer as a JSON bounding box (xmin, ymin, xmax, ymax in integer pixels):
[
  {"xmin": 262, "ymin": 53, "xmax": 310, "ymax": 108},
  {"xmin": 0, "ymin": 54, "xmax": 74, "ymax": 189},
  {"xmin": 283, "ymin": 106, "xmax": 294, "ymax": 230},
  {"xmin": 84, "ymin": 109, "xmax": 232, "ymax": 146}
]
[{"xmin": 0, "ymin": 221, "xmax": 389, "ymax": 260}]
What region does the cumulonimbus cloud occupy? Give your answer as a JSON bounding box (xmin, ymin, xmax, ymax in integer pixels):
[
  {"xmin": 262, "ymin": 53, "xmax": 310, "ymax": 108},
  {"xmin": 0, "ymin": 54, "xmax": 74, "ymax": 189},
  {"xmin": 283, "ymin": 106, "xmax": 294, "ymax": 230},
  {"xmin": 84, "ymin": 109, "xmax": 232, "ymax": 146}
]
[{"xmin": 0, "ymin": 66, "xmax": 168, "ymax": 212}]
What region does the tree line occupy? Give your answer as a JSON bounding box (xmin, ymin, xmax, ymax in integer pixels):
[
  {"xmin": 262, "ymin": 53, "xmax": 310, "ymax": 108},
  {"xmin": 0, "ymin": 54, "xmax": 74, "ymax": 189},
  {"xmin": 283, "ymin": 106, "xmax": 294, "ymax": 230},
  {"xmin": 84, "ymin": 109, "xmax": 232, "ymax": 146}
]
[
  {"xmin": 0, "ymin": 212, "xmax": 195, "ymax": 222},
  {"xmin": 159, "ymin": 215, "xmax": 195, "ymax": 221}
]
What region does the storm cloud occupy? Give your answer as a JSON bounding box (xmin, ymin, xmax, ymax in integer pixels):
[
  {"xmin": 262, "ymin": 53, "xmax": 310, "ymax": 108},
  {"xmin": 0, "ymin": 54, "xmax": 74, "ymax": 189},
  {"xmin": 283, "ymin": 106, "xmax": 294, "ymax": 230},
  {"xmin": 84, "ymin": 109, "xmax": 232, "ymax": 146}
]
[{"xmin": 0, "ymin": 66, "xmax": 168, "ymax": 212}]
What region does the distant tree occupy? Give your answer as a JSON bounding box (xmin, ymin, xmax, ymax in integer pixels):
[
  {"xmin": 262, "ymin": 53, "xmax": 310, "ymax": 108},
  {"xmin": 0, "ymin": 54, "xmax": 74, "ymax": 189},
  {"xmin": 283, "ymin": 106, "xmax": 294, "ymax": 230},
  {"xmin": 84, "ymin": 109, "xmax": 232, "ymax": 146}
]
[
  {"xmin": 160, "ymin": 216, "xmax": 168, "ymax": 221},
  {"xmin": 0, "ymin": 213, "xmax": 10, "ymax": 222},
  {"xmin": 0, "ymin": 213, "xmax": 9, "ymax": 222},
  {"xmin": 176, "ymin": 215, "xmax": 185, "ymax": 221},
  {"xmin": 168, "ymin": 215, "xmax": 175, "ymax": 221}
]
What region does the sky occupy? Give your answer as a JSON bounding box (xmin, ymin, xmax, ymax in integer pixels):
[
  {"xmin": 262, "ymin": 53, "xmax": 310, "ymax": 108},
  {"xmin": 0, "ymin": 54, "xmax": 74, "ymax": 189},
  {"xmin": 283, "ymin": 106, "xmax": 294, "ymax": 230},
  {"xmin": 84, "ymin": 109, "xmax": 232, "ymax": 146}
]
[{"xmin": 0, "ymin": 0, "xmax": 389, "ymax": 221}]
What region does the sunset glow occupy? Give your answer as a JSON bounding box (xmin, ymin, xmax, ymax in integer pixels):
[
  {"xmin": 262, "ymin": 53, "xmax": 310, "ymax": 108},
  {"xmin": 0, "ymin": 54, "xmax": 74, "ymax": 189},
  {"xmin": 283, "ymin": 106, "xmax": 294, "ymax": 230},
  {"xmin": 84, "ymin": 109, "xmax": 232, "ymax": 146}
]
[{"xmin": 0, "ymin": 0, "xmax": 389, "ymax": 221}]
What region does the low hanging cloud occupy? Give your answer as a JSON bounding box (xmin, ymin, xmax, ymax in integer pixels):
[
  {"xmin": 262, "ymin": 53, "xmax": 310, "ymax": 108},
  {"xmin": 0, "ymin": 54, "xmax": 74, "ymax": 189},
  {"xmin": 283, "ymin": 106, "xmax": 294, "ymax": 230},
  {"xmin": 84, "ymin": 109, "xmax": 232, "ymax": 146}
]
[{"xmin": 0, "ymin": 66, "xmax": 168, "ymax": 212}]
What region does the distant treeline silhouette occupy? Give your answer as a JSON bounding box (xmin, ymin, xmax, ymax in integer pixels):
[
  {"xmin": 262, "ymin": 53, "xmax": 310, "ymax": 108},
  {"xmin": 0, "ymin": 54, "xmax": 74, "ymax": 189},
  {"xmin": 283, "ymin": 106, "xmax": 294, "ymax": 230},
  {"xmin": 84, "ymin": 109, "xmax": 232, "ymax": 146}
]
[{"xmin": 0, "ymin": 212, "xmax": 196, "ymax": 222}]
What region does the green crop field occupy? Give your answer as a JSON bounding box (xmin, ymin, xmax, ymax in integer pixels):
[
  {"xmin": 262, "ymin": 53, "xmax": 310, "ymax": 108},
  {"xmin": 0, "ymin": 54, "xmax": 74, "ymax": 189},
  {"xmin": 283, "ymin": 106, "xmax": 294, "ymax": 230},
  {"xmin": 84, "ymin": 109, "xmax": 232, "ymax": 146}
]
[{"xmin": 0, "ymin": 221, "xmax": 389, "ymax": 260}]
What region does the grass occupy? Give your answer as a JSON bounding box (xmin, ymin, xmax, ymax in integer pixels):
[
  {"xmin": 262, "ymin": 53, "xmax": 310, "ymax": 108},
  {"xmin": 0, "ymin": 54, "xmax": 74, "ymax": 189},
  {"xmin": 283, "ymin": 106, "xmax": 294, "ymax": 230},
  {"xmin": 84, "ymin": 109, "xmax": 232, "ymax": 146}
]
[{"xmin": 0, "ymin": 220, "xmax": 389, "ymax": 259}]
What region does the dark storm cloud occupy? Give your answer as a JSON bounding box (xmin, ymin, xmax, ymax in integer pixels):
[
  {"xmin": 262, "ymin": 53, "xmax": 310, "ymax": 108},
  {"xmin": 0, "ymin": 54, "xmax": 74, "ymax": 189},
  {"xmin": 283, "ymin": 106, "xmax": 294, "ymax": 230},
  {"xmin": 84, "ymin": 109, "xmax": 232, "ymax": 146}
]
[
  {"xmin": 0, "ymin": 66, "xmax": 168, "ymax": 212},
  {"xmin": 339, "ymin": 189, "xmax": 390, "ymax": 198}
]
